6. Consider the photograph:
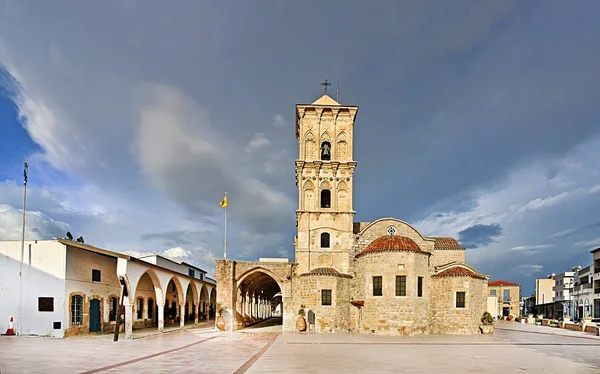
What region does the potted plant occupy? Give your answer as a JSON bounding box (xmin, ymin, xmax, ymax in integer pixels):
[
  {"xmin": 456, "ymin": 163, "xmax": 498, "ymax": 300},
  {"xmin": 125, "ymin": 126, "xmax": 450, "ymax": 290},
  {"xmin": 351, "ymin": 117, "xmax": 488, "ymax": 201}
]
[
  {"xmin": 479, "ymin": 311, "xmax": 495, "ymax": 334},
  {"xmin": 296, "ymin": 305, "xmax": 307, "ymax": 332},
  {"xmin": 215, "ymin": 303, "xmax": 226, "ymax": 331}
]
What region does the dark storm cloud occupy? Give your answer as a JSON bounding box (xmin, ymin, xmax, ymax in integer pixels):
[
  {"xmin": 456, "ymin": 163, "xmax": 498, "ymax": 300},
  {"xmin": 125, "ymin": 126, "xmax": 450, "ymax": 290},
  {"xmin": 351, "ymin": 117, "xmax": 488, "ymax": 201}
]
[
  {"xmin": 1, "ymin": 0, "xmax": 600, "ymax": 287},
  {"xmin": 458, "ymin": 223, "xmax": 503, "ymax": 249}
]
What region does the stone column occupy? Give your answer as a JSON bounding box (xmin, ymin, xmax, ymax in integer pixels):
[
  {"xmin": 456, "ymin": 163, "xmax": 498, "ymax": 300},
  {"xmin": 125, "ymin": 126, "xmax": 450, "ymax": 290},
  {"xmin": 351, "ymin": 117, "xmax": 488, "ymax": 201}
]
[
  {"xmin": 180, "ymin": 304, "xmax": 185, "ymax": 328},
  {"xmin": 157, "ymin": 303, "xmax": 165, "ymax": 332},
  {"xmin": 194, "ymin": 304, "xmax": 199, "ymax": 324},
  {"xmin": 124, "ymin": 300, "xmax": 133, "ymax": 339}
]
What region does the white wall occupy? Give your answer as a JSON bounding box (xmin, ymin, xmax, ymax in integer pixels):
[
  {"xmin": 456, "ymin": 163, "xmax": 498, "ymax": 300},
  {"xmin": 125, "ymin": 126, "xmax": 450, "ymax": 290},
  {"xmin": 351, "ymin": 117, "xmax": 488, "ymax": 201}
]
[{"xmin": 0, "ymin": 240, "xmax": 66, "ymax": 338}]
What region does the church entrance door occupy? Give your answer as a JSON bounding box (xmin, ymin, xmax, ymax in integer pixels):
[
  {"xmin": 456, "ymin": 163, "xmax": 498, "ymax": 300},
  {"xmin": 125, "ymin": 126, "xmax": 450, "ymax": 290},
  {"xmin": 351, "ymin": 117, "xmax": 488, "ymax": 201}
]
[{"xmin": 89, "ymin": 299, "xmax": 101, "ymax": 332}]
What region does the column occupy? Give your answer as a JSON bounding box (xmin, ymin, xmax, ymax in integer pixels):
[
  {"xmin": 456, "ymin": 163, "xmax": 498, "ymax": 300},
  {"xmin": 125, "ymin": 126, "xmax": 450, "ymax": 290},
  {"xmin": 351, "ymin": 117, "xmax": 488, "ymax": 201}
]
[
  {"xmin": 180, "ymin": 304, "xmax": 185, "ymax": 328},
  {"xmin": 157, "ymin": 303, "xmax": 165, "ymax": 332},
  {"xmin": 194, "ymin": 304, "xmax": 199, "ymax": 324},
  {"xmin": 124, "ymin": 300, "xmax": 133, "ymax": 339}
]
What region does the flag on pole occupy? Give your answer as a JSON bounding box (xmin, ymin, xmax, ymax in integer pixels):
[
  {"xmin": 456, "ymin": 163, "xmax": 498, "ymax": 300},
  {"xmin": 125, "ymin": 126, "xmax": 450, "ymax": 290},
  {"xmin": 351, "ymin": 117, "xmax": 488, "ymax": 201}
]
[
  {"xmin": 220, "ymin": 194, "xmax": 228, "ymax": 208},
  {"xmin": 23, "ymin": 161, "xmax": 28, "ymax": 185}
]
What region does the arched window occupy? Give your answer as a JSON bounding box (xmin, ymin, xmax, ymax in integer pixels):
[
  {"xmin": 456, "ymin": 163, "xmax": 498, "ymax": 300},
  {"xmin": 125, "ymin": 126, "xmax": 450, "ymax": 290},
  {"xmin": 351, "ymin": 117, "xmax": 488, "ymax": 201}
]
[
  {"xmin": 321, "ymin": 232, "xmax": 330, "ymax": 248},
  {"xmin": 71, "ymin": 295, "xmax": 83, "ymax": 325},
  {"xmin": 108, "ymin": 297, "xmax": 117, "ymax": 321},
  {"xmin": 321, "ymin": 189, "xmax": 331, "ymax": 208},
  {"xmin": 321, "ymin": 141, "xmax": 331, "ymax": 160},
  {"xmin": 148, "ymin": 298, "xmax": 154, "ymax": 319},
  {"xmin": 137, "ymin": 297, "xmax": 144, "ymax": 319}
]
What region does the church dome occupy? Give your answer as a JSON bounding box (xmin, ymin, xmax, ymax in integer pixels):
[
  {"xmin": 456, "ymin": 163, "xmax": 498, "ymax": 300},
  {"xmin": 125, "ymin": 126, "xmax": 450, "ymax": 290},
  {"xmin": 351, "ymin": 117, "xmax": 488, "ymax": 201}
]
[{"xmin": 356, "ymin": 235, "xmax": 422, "ymax": 258}]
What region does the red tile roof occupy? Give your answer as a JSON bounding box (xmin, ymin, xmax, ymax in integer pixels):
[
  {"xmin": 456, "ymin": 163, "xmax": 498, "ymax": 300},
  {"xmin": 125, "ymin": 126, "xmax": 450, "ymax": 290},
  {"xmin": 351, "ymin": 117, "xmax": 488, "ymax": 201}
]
[
  {"xmin": 300, "ymin": 267, "xmax": 353, "ymax": 279},
  {"xmin": 488, "ymin": 280, "xmax": 520, "ymax": 287},
  {"xmin": 432, "ymin": 237, "xmax": 464, "ymax": 250},
  {"xmin": 356, "ymin": 235, "xmax": 423, "ymax": 258},
  {"xmin": 432, "ymin": 266, "xmax": 487, "ymax": 280}
]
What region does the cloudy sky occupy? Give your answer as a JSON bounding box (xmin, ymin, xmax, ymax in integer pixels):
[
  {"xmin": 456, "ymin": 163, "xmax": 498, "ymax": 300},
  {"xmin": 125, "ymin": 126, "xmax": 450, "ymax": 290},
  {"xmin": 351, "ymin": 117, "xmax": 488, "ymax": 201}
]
[{"xmin": 1, "ymin": 0, "xmax": 599, "ymax": 294}]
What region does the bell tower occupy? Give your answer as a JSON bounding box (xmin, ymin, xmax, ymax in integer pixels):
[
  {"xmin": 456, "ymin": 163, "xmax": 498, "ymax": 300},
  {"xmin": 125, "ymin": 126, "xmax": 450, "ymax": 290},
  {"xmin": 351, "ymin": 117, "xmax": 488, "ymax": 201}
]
[{"xmin": 294, "ymin": 90, "xmax": 359, "ymax": 274}]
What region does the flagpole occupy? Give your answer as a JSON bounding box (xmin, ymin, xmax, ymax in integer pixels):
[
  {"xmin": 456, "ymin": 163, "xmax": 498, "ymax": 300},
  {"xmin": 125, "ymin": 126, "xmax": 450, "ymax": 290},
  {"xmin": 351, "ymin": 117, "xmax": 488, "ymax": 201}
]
[
  {"xmin": 19, "ymin": 160, "xmax": 28, "ymax": 336},
  {"xmin": 224, "ymin": 192, "xmax": 227, "ymax": 259}
]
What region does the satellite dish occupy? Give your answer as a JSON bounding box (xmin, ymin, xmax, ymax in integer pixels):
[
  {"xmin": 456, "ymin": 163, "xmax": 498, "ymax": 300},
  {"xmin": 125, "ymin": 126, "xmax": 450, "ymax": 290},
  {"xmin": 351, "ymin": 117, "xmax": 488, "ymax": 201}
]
[
  {"xmin": 66, "ymin": 232, "xmax": 73, "ymax": 240},
  {"xmin": 76, "ymin": 236, "xmax": 85, "ymax": 244}
]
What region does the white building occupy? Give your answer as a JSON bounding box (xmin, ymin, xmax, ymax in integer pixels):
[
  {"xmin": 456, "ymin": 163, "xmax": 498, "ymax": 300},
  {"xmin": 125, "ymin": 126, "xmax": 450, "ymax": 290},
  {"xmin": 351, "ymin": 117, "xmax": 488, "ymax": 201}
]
[
  {"xmin": 552, "ymin": 268, "xmax": 576, "ymax": 318},
  {"xmin": 592, "ymin": 247, "xmax": 600, "ymax": 319},
  {"xmin": 0, "ymin": 239, "xmax": 216, "ymax": 339},
  {"xmin": 572, "ymin": 265, "xmax": 593, "ymax": 320}
]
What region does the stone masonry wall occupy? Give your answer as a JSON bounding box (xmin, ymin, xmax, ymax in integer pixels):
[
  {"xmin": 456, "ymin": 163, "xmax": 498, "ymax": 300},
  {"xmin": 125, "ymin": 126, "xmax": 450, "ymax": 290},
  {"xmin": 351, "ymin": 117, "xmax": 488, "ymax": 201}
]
[
  {"xmin": 429, "ymin": 276, "xmax": 487, "ymax": 334},
  {"xmin": 294, "ymin": 275, "xmax": 352, "ymax": 333},
  {"xmin": 430, "ymin": 249, "xmax": 465, "ymax": 268},
  {"xmin": 353, "ymin": 251, "xmax": 430, "ymax": 336}
]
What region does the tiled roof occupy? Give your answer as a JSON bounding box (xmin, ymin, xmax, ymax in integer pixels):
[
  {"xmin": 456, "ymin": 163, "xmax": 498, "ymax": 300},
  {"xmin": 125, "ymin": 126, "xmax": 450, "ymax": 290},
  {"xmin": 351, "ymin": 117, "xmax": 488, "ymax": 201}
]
[
  {"xmin": 350, "ymin": 300, "xmax": 364, "ymax": 307},
  {"xmin": 432, "ymin": 237, "xmax": 464, "ymax": 250},
  {"xmin": 356, "ymin": 235, "xmax": 423, "ymax": 258},
  {"xmin": 433, "ymin": 266, "xmax": 487, "ymax": 280},
  {"xmin": 300, "ymin": 267, "xmax": 353, "ymax": 279},
  {"xmin": 488, "ymin": 280, "xmax": 519, "ymax": 287}
]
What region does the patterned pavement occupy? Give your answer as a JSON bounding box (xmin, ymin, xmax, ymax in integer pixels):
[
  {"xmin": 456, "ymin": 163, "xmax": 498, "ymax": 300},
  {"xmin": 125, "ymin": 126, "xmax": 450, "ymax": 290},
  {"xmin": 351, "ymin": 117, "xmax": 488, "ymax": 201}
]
[{"xmin": 1, "ymin": 321, "xmax": 599, "ymax": 373}]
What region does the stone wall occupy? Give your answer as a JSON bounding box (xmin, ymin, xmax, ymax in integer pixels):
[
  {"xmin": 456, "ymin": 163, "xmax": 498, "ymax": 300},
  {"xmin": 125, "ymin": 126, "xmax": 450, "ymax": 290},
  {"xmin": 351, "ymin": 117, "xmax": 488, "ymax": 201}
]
[
  {"xmin": 294, "ymin": 275, "xmax": 352, "ymax": 332},
  {"xmin": 429, "ymin": 276, "xmax": 487, "ymax": 334},
  {"xmin": 430, "ymin": 249, "xmax": 465, "ymax": 268},
  {"xmin": 353, "ymin": 251, "xmax": 430, "ymax": 336}
]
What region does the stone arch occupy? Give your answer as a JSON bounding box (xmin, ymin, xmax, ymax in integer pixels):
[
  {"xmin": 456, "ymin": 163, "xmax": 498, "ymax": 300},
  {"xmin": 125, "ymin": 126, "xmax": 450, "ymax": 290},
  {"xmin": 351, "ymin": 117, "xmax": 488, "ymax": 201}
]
[
  {"xmin": 133, "ymin": 269, "xmax": 164, "ymax": 306},
  {"xmin": 185, "ymin": 281, "xmax": 199, "ymax": 322},
  {"xmin": 209, "ymin": 287, "xmax": 217, "ymax": 307},
  {"xmin": 237, "ymin": 267, "xmax": 284, "ymax": 289},
  {"xmin": 321, "ymin": 131, "xmax": 332, "ymax": 142},
  {"xmin": 165, "ymin": 276, "xmax": 185, "ymax": 305},
  {"xmin": 236, "ymin": 268, "xmax": 282, "ymax": 328},
  {"xmin": 320, "ymin": 182, "xmax": 331, "ymax": 208},
  {"xmin": 303, "ymin": 180, "xmax": 315, "ymax": 210},
  {"xmin": 305, "ymin": 131, "xmax": 316, "ymax": 159},
  {"xmin": 199, "ymin": 284, "xmax": 209, "ymax": 319},
  {"xmin": 65, "ymin": 291, "xmax": 86, "ymax": 336},
  {"xmin": 358, "ymin": 217, "xmax": 435, "ymax": 248},
  {"xmin": 106, "ymin": 293, "xmax": 120, "ymax": 323}
]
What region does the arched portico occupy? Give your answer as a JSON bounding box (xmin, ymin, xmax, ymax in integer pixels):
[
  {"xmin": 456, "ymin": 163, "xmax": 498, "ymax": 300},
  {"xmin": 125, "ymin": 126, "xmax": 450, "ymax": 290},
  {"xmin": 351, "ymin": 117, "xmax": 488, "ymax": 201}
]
[
  {"xmin": 132, "ymin": 270, "xmax": 163, "ymax": 331},
  {"xmin": 185, "ymin": 281, "xmax": 199, "ymax": 324},
  {"xmin": 199, "ymin": 285, "xmax": 209, "ymax": 320},
  {"xmin": 216, "ymin": 259, "xmax": 293, "ymax": 331},
  {"xmin": 116, "ymin": 257, "xmax": 216, "ymax": 338},
  {"xmin": 236, "ymin": 270, "xmax": 281, "ymax": 328}
]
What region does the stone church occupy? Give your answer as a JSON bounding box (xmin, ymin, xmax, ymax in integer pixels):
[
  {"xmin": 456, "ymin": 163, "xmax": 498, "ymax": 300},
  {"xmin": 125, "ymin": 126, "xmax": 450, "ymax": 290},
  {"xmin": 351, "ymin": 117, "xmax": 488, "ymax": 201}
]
[{"xmin": 216, "ymin": 92, "xmax": 489, "ymax": 335}]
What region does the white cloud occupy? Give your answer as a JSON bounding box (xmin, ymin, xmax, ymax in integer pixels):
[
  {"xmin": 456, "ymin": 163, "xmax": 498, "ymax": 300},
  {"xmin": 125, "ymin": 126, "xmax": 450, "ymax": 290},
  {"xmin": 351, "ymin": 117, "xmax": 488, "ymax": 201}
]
[
  {"xmin": 574, "ymin": 237, "xmax": 600, "ymax": 248},
  {"xmin": 272, "ymin": 114, "xmax": 288, "ymax": 128},
  {"xmin": 245, "ymin": 133, "xmax": 271, "ymax": 152},
  {"xmin": 514, "ymin": 264, "xmax": 544, "ymax": 276},
  {"xmin": 548, "ymin": 228, "xmax": 575, "ymax": 239},
  {"xmin": 414, "ymin": 133, "xmax": 600, "ymax": 269},
  {"xmin": 509, "ymin": 244, "xmax": 554, "ymax": 251},
  {"xmin": 0, "ymin": 203, "xmax": 70, "ymax": 240}
]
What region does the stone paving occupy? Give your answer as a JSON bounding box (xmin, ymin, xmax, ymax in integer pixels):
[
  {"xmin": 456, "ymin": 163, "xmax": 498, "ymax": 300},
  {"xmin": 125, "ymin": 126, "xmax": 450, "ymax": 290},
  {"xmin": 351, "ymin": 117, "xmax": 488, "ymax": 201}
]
[{"xmin": 0, "ymin": 320, "xmax": 599, "ymax": 373}]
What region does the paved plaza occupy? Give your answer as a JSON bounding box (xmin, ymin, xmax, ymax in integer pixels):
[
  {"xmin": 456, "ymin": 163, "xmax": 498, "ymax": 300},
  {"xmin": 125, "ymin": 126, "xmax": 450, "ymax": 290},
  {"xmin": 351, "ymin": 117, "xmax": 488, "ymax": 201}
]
[{"xmin": 0, "ymin": 321, "xmax": 599, "ymax": 373}]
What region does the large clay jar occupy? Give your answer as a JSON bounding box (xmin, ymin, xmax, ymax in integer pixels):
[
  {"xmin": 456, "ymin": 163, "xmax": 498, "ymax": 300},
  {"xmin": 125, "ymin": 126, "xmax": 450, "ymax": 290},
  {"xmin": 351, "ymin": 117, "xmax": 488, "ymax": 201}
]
[
  {"xmin": 216, "ymin": 316, "xmax": 225, "ymax": 331},
  {"xmin": 296, "ymin": 316, "xmax": 306, "ymax": 332}
]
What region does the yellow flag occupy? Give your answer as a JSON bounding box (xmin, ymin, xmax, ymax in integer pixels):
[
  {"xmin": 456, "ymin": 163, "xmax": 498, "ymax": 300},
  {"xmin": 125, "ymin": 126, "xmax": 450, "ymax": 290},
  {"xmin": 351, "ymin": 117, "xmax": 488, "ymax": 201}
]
[{"xmin": 220, "ymin": 195, "xmax": 228, "ymax": 208}]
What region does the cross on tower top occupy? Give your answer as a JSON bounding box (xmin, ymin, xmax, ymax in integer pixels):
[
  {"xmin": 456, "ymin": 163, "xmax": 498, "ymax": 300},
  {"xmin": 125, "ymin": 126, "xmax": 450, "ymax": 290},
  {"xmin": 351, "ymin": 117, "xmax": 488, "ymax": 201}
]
[{"xmin": 321, "ymin": 79, "xmax": 332, "ymax": 94}]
